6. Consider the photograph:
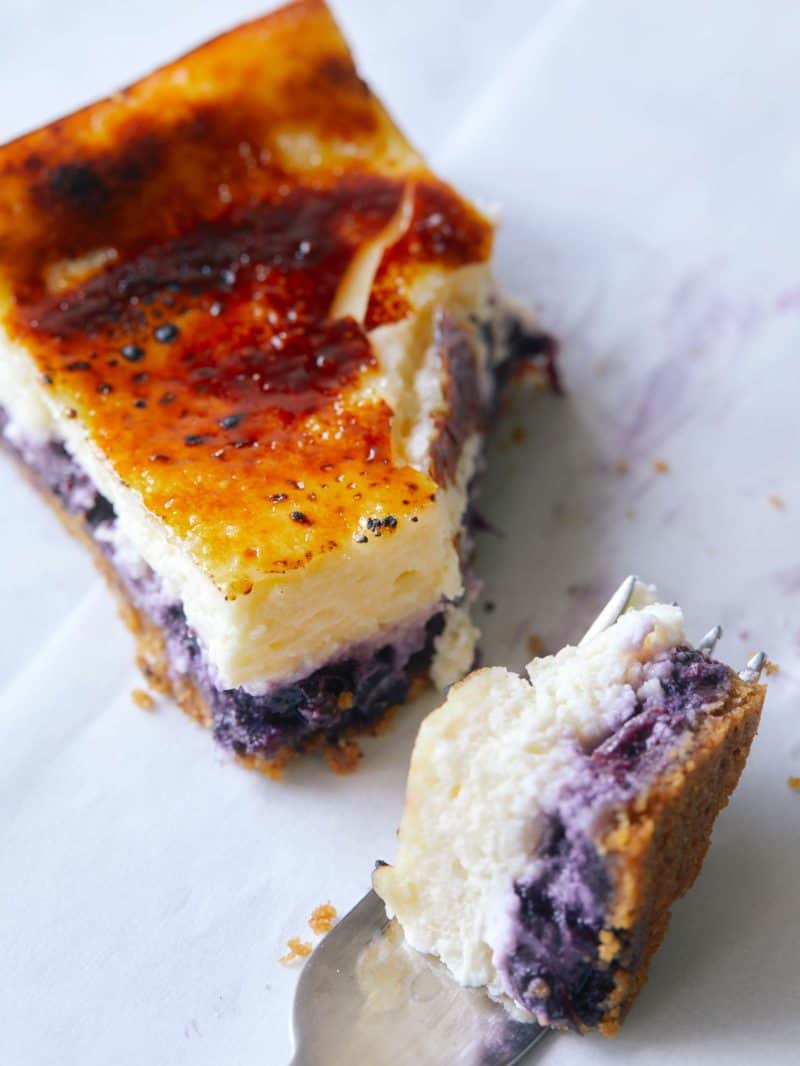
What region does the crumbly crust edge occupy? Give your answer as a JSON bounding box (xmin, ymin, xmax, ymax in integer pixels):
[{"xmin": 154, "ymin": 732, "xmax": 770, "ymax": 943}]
[{"xmin": 592, "ymin": 675, "xmax": 765, "ymax": 1035}]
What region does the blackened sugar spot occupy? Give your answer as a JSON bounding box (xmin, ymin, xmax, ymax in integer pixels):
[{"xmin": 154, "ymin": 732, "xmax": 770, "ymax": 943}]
[
  {"xmin": 43, "ymin": 162, "xmax": 110, "ymax": 216},
  {"xmin": 219, "ymin": 412, "xmax": 243, "ymax": 430},
  {"xmin": 154, "ymin": 323, "xmax": 180, "ymax": 343}
]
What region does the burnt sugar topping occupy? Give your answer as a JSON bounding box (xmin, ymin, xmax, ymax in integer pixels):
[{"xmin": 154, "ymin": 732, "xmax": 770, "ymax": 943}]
[
  {"xmin": 0, "ymin": 0, "xmax": 492, "ymax": 592},
  {"xmin": 5, "ymin": 180, "xmax": 419, "ymax": 587}
]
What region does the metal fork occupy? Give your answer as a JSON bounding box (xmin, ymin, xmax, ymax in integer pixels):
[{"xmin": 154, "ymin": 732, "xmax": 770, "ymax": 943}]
[{"xmin": 289, "ymin": 576, "xmax": 765, "ymax": 1065}]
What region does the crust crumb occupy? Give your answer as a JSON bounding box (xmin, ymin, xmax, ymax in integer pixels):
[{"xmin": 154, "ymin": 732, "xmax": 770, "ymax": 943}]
[
  {"xmin": 768, "ymin": 494, "xmax": 785, "ymax": 510},
  {"xmin": 528, "ymin": 633, "xmax": 545, "ymax": 657},
  {"xmin": 613, "ymin": 459, "xmax": 629, "ymax": 475},
  {"xmin": 597, "ymin": 928, "xmax": 622, "ymax": 963},
  {"xmin": 131, "ymin": 688, "xmax": 155, "ymax": 710},
  {"xmin": 279, "ymin": 937, "xmax": 312, "ymax": 965},
  {"xmin": 365, "ymin": 706, "xmax": 398, "ymax": 737},
  {"xmin": 136, "ymin": 651, "xmax": 173, "ymax": 695},
  {"xmin": 788, "ymin": 776, "xmax": 800, "ymax": 792},
  {"xmin": 510, "ymin": 425, "xmax": 526, "ymax": 445},
  {"xmin": 324, "ymin": 738, "xmax": 362, "ymax": 775},
  {"xmin": 653, "ymin": 458, "xmax": 670, "ymax": 474},
  {"xmin": 407, "ymin": 674, "xmax": 431, "ymax": 700},
  {"xmin": 236, "ymin": 749, "xmax": 291, "ymax": 780},
  {"xmin": 764, "ymin": 660, "xmax": 780, "ymax": 676},
  {"xmin": 309, "ymin": 902, "xmax": 338, "ymax": 936}
]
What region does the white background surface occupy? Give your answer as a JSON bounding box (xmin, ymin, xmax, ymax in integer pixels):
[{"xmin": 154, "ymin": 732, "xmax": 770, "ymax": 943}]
[{"xmin": 1, "ymin": 2, "xmax": 799, "ymax": 1063}]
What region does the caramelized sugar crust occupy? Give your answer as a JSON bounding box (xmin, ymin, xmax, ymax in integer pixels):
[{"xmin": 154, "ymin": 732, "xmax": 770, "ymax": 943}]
[{"xmin": 0, "ymin": 0, "xmax": 492, "ymax": 593}]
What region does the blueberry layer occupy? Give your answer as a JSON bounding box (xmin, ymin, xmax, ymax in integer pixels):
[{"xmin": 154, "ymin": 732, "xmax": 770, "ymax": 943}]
[{"xmin": 499, "ymin": 649, "xmax": 732, "ymax": 1029}]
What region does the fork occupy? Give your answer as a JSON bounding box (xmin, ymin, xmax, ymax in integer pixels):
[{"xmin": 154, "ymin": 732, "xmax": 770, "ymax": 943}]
[{"xmin": 289, "ymin": 576, "xmax": 766, "ymax": 1065}]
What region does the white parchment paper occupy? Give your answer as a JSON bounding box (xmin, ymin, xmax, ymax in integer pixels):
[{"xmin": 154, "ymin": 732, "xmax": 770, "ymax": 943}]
[{"xmin": 1, "ymin": 2, "xmax": 798, "ymax": 1063}]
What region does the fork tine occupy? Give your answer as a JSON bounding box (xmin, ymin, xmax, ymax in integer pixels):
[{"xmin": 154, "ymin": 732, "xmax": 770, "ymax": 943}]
[
  {"xmin": 579, "ymin": 575, "xmax": 638, "ymax": 646},
  {"xmin": 739, "ymin": 651, "xmax": 767, "ymax": 683},
  {"xmin": 698, "ymin": 625, "xmax": 722, "ymax": 655}
]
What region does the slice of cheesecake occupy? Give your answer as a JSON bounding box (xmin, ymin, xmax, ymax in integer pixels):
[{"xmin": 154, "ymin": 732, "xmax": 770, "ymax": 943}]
[
  {"xmin": 374, "ymin": 593, "xmax": 765, "ymax": 1033},
  {"xmin": 0, "ymin": 0, "xmax": 549, "ymax": 773}
]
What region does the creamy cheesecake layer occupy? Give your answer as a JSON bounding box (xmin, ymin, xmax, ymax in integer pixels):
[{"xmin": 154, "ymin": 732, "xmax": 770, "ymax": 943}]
[{"xmin": 0, "ymin": 278, "xmax": 499, "ymax": 692}]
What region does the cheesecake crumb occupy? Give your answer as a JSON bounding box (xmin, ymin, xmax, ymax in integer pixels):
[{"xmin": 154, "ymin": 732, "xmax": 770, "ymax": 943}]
[
  {"xmin": 279, "ymin": 937, "xmax": 312, "ymax": 965},
  {"xmin": 769, "ymin": 494, "xmax": 786, "ymax": 510},
  {"xmin": 324, "ymin": 738, "xmax": 362, "ymax": 775},
  {"xmin": 309, "ymin": 902, "xmax": 338, "ymax": 936},
  {"xmin": 653, "ymin": 458, "xmax": 670, "ymax": 474},
  {"xmin": 765, "ymin": 660, "xmax": 780, "ymax": 676},
  {"xmin": 613, "ymin": 459, "xmax": 629, "ymax": 475},
  {"xmin": 528, "ymin": 633, "xmax": 545, "ymax": 656},
  {"xmin": 788, "ymin": 777, "xmax": 800, "ymax": 792},
  {"xmin": 131, "ymin": 688, "xmax": 155, "ymax": 710}
]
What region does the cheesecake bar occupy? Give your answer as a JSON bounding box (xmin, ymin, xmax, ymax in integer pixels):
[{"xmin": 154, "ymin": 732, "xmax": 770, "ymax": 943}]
[
  {"xmin": 0, "ymin": 1, "xmax": 550, "ymax": 772},
  {"xmin": 375, "ymin": 594, "xmax": 764, "ymax": 1033}
]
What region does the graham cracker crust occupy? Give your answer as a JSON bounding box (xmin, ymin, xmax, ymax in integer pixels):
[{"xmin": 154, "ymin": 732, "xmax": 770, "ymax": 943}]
[
  {"xmin": 9, "ymin": 447, "xmax": 425, "ymax": 777},
  {"xmin": 594, "ymin": 675, "xmax": 765, "ymax": 1035}
]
